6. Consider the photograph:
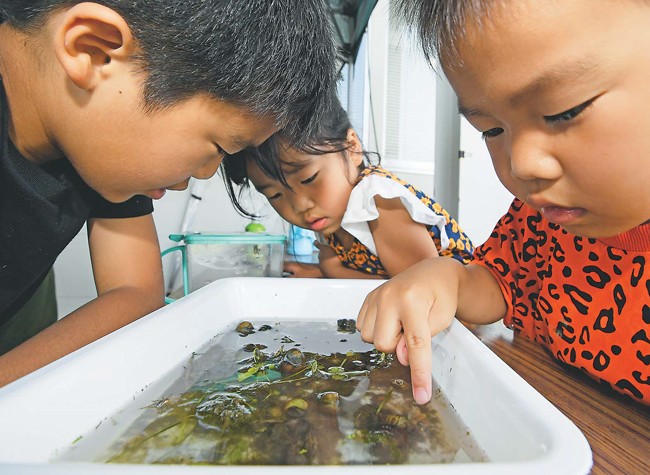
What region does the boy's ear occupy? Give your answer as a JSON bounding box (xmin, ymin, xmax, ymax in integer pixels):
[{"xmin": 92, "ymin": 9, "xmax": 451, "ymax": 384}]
[
  {"xmin": 53, "ymin": 3, "xmax": 134, "ymax": 90},
  {"xmin": 346, "ymin": 128, "xmax": 364, "ymax": 166}
]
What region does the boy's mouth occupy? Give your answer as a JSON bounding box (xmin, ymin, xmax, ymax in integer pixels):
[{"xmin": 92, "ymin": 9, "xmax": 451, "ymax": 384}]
[{"xmin": 540, "ymin": 206, "xmax": 586, "ymax": 225}]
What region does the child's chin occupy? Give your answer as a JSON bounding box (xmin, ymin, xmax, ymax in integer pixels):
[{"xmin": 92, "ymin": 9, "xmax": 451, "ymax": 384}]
[{"xmin": 561, "ymin": 221, "xmax": 634, "ymax": 239}]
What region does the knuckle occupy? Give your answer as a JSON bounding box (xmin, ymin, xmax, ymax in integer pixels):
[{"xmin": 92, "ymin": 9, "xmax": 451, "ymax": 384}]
[
  {"xmin": 404, "ymin": 333, "xmax": 429, "ymax": 350},
  {"xmin": 373, "ymin": 338, "xmax": 395, "ymax": 353},
  {"xmin": 359, "ymin": 328, "xmax": 373, "ymax": 343}
]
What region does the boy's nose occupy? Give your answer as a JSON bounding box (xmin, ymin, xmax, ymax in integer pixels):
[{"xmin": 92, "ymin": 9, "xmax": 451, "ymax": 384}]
[
  {"xmin": 193, "ymin": 156, "xmax": 223, "ymax": 181},
  {"xmin": 508, "ymin": 132, "xmax": 562, "ymax": 182},
  {"xmin": 166, "ymin": 179, "xmax": 190, "ymax": 191}
]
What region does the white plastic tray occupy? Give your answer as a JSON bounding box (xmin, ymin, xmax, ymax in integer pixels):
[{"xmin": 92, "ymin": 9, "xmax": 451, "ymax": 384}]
[{"xmin": 0, "ymin": 278, "xmax": 592, "ymax": 474}]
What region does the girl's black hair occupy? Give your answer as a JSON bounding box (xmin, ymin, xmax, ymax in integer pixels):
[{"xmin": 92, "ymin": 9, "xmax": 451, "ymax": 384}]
[{"xmin": 221, "ymin": 93, "xmax": 379, "ymax": 218}]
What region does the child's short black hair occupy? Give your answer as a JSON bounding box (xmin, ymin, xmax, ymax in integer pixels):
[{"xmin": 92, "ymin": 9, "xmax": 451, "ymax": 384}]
[
  {"xmin": 221, "ymin": 92, "xmax": 377, "ymax": 218},
  {"xmin": 1, "ymin": 1, "xmax": 338, "ymax": 145},
  {"xmin": 393, "ymin": 0, "xmax": 491, "ymax": 67}
]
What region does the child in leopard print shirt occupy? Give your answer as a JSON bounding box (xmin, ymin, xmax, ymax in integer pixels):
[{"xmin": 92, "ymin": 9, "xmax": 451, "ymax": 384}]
[{"xmin": 357, "ymin": 0, "xmax": 650, "ymax": 406}]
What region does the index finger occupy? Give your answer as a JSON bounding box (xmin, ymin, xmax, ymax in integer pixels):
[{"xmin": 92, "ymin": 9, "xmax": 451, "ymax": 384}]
[
  {"xmin": 401, "ymin": 317, "xmax": 433, "ymax": 405},
  {"xmin": 356, "ymin": 286, "xmax": 378, "ymax": 333}
]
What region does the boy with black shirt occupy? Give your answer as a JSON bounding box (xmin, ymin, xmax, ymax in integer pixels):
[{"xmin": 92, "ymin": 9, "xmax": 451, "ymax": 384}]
[{"xmin": 0, "ymin": 1, "xmax": 337, "ymax": 386}]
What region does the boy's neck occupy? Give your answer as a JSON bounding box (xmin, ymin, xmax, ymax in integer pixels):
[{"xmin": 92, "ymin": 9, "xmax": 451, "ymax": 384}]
[
  {"xmin": 597, "ymin": 221, "xmax": 650, "ymax": 252},
  {"xmin": 0, "ymin": 24, "xmax": 64, "ymax": 164}
]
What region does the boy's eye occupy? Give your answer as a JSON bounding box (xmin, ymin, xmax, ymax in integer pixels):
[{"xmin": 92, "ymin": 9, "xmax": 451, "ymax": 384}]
[
  {"xmin": 301, "ymin": 172, "xmax": 318, "ymax": 185},
  {"xmin": 215, "ymin": 144, "xmax": 227, "ymax": 156},
  {"xmin": 481, "ymin": 127, "xmax": 504, "ymax": 140},
  {"xmin": 267, "ymin": 192, "xmax": 282, "ymax": 201},
  {"xmin": 544, "ymin": 97, "xmax": 596, "ymax": 125}
]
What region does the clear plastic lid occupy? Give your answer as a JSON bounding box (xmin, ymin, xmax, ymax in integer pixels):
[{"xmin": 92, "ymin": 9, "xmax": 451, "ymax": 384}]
[{"xmin": 168, "ymin": 232, "xmax": 286, "ymax": 245}]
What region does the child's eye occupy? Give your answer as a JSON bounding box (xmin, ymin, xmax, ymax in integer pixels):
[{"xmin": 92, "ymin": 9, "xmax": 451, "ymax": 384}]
[
  {"xmin": 301, "ymin": 172, "xmax": 318, "ymax": 184},
  {"xmin": 544, "ymin": 97, "xmax": 596, "ymax": 125},
  {"xmin": 267, "ymin": 192, "xmax": 282, "ymax": 201},
  {"xmin": 481, "ymin": 127, "xmax": 504, "ymax": 140}
]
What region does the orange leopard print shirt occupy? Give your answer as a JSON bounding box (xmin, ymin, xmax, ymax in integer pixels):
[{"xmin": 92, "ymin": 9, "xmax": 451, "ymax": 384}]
[{"xmin": 474, "ymin": 199, "xmax": 650, "ymax": 404}]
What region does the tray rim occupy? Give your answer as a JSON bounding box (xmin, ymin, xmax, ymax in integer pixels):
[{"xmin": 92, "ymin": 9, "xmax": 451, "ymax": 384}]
[{"xmin": 0, "ymin": 277, "xmax": 592, "ymax": 474}]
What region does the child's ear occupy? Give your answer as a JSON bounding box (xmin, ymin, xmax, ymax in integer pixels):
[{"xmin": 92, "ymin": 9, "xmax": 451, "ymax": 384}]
[
  {"xmin": 346, "ymin": 128, "xmax": 364, "ymax": 167},
  {"xmin": 53, "ymin": 3, "xmax": 134, "ymax": 90}
]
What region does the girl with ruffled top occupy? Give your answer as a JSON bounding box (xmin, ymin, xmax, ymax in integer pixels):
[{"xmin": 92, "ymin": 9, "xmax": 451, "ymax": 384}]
[{"xmin": 222, "ymin": 95, "xmax": 474, "ymax": 279}]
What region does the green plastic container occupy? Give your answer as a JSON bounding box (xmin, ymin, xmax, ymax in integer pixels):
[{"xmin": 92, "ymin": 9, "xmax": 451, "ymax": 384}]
[{"xmin": 162, "ymin": 232, "xmax": 286, "ymax": 303}]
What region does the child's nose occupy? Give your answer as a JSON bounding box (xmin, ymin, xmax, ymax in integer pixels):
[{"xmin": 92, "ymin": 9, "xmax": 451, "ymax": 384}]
[
  {"xmin": 292, "ymin": 193, "xmax": 314, "ymax": 214},
  {"xmin": 508, "ymin": 132, "xmax": 562, "ymax": 182},
  {"xmin": 193, "ymin": 156, "xmax": 222, "ymax": 180}
]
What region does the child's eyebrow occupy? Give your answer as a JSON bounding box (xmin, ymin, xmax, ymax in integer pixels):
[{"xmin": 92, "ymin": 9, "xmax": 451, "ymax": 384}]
[
  {"xmin": 229, "ymin": 134, "xmax": 256, "ymax": 151},
  {"xmin": 283, "ymin": 166, "xmax": 306, "ymax": 177},
  {"xmin": 508, "ymin": 59, "xmax": 600, "ymax": 107},
  {"xmin": 254, "ymin": 183, "xmax": 270, "ymax": 193},
  {"xmin": 458, "ymin": 104, "xmax": 487, "ymax": 119},
  {"xmin": 457, "ymin": 59, "xmax": 600, "ymax": 118}
]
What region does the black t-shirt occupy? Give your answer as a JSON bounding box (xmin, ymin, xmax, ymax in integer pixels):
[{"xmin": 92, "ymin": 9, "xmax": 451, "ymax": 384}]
[{"xmin": 0, "ymin": 78, "xmax": 153, "ymax": 324}]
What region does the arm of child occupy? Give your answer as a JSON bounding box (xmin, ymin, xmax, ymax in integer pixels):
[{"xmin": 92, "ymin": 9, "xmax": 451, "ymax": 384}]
[
  {"xmin": 0, "ymin": 215, "xmax": 164, "ymax": 386},
  {"xmin": 283, "ymin": 261, "xmax": 324, "ymax": 278},
  {"xmin": 318, "ymin": 240, "xmax": 386, "ymax": 279},
  {"xmin": 368, "ymin": 196, "xmax": 440, "ymax": 277},
  {"xmin": 356, "ymin": 257, "xmax": 507, "ymax": 405}
]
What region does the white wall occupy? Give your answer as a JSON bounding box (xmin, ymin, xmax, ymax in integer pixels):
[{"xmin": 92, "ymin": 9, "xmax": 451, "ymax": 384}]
[
  {"xmin": 365, "ymin": 0, "xmax": 437, "ymax": 187},
  {"xmin": 458, "ymin": 119, "xmax": 514, "ymax": 246},
  {"xmin": 54, "ymin": 175, "xmax": 287, "ymax": 317}
]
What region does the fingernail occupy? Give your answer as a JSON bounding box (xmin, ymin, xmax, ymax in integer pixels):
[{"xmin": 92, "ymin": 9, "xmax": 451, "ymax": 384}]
[{"xmin": 414, "ymin": 387, "xmax": 430, "ymax": 405}]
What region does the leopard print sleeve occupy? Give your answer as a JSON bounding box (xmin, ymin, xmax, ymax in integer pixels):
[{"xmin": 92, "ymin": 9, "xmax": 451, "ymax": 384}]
[
  {"xmin": 474, "ymin": 199, "xmax": 650, "ymax": 404},
  {"xmin": 472, "ymin": 199, "xmax": 536, "ymax": 325}
]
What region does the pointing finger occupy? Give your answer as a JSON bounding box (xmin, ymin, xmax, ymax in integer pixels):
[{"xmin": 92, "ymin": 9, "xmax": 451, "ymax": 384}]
[{"xmin": 402, "ymin": 317, "xmax": 433, "ymax": 405}]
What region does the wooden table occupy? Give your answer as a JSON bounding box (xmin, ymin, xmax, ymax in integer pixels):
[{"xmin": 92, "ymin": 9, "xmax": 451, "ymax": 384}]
[{"xmin": 471, "ymin": 323, "xmax": 649, "ymax": 475}]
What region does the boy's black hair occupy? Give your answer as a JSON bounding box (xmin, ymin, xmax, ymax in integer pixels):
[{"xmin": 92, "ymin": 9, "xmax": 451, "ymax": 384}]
[
  {"xmin": 0, "ymin": 1, "xmax": 338, "ymax": 145},
  {"xmin": 221, "ymin": 93, "xmax": 377, "ymax": 218},
  {"xmin": 393, "ymin": 0, "xmax": 491, "ymax": 67}
]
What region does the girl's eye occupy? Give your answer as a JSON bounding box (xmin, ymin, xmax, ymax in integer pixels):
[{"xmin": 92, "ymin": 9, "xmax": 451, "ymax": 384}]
[
  {"xmin": 267, "ymin": 192, "xmax": 282, "ymax": 201},
  {"xmin": 301, "ymin": 172, "xmax": 318, "ymax": 185},
  {"xmin": 544, "ymin": 97, "xmax": 596, "ymax": 125},
  {"xmin": 481, "ymin": 127, "xmax": 504, "ymax": 140}
]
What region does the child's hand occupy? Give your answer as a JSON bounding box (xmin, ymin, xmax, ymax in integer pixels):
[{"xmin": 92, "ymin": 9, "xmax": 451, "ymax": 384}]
[
  {"xmin": 283, "ymin": 261, "xmax": 323, "ymax": 278},
  {"xmin": 356, "ymin": 258, "xmax": 462, "ymax": 404},
  {"xmin": 312, "ymin": 240, "xmax": 331, "ymax": 255},
  {"xmin": 316, "ymin": 242, "xmax": 342, "ymax": 277}
]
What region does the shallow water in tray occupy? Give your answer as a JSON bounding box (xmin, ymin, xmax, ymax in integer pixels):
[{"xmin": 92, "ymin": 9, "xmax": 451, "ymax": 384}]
[{"xmin": 61, "ymin": 320, "xmax": 487, "ymax": 465}]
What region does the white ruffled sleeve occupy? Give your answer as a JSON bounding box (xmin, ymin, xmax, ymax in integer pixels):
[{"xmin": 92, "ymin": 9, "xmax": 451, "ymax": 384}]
[{"xmin": 341, "ymin": 174, "xmax": 450, "ymax": 256}]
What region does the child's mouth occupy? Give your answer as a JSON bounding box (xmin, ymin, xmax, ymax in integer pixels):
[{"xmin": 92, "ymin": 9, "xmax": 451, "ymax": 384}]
[
  {"xmin": 309, "ymin": 218, "xmax": 328, "ymax": 231},
  {"xmin": 540, "ymin": 206, "xmax": 586, "ymax": 225}
]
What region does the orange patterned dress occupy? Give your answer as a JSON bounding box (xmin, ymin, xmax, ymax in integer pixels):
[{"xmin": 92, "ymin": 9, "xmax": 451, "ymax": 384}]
[{"xmin": 326, "ymin": 166, "xmax": 474, "ymax": 277}]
